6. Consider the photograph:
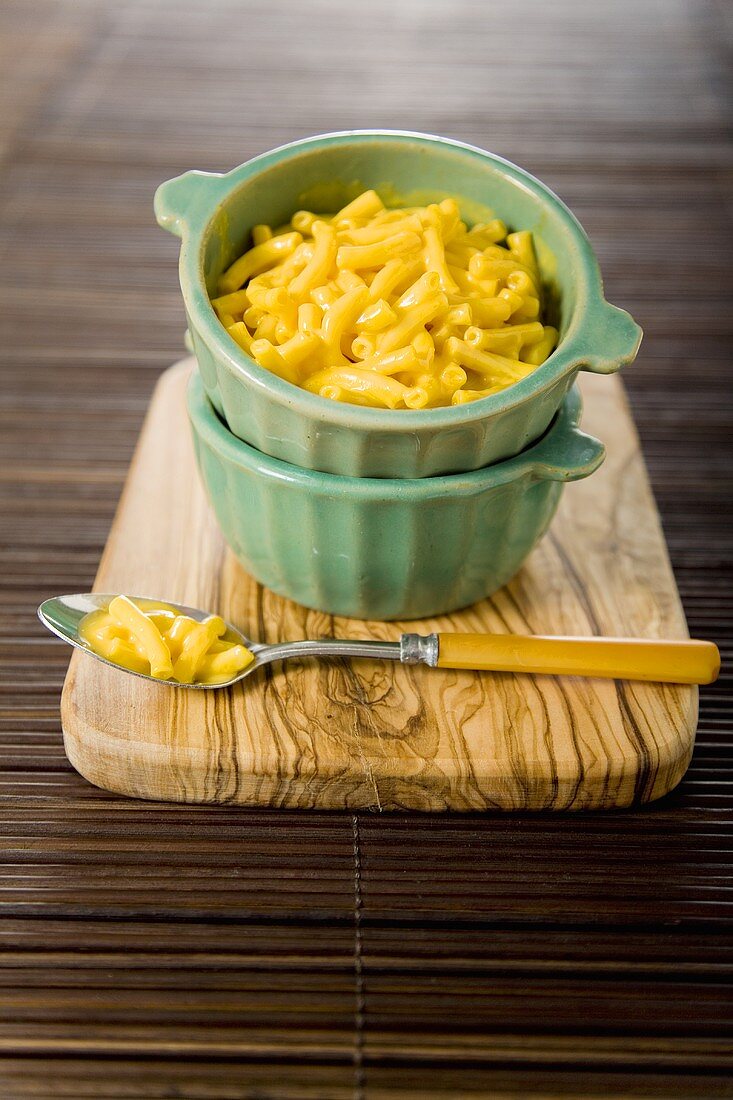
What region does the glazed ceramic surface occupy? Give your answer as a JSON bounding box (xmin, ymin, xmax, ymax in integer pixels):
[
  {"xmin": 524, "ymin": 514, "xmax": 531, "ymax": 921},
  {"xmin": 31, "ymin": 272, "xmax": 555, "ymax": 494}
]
[
  {"xmin": 157, "ymin": 131, "xmax": 640, "ymax": 478},
  {"xmin": 187, "ymin": 370, "xmax": 605, "ymax": 620}
]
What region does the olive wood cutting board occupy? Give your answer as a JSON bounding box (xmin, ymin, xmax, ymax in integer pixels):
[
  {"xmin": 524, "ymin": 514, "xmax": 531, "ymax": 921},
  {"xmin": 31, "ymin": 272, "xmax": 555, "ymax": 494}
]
[{"xmin": 61, "ymin": 359, "xmax": 697, "ymax": 811}]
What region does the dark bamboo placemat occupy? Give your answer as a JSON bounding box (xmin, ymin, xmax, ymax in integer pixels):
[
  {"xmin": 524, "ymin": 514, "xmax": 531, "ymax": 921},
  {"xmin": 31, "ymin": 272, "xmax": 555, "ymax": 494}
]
[{"xmin": 1, "ymin": 0, "xmax": 731, "ymax": 1096}]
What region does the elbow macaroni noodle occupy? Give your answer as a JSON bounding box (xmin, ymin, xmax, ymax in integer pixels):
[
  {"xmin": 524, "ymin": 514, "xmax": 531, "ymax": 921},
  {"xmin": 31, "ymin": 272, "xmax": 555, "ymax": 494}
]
[
  {"xmin": 78, "ymin": 596, "xmax": 255, "ymax": 685},
  {"xmin": 211, "ymin": 191, "xmax": 558, "ymax": 409}
]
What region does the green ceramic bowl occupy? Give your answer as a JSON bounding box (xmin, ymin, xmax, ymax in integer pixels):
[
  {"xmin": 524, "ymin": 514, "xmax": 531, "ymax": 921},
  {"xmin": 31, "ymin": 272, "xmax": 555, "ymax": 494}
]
[
  {"xmin": 188, "ymin": 369, "xmax": 605, "ymax": 620},
  {"xmin": 158, "ymin": 131, "xmax": 640, "ymax": 479}
]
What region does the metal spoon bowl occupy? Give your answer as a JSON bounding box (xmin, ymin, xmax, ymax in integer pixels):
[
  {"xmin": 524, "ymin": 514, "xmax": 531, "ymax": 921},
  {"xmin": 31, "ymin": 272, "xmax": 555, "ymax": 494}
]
[{"xmin": 38, "ymin": 594, "xmax": 435, "ymax": 689}]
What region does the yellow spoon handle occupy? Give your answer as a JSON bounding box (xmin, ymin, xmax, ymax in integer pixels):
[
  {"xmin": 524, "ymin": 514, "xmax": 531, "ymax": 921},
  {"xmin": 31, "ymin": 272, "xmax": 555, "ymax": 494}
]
[{"xmin": 436, "ymin": 633, "xmax": 720, "ymax": 684}]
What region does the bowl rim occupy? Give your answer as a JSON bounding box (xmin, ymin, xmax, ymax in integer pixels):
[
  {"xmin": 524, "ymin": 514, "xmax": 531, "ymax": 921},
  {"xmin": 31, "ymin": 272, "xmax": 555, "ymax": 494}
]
[
  {"xmin": 165, "ymin": 130, "xmax": 635, "ymax": 432},
  {"xmin": 187, "ymin": 368, "xmax": 603, "ymax": 498}
]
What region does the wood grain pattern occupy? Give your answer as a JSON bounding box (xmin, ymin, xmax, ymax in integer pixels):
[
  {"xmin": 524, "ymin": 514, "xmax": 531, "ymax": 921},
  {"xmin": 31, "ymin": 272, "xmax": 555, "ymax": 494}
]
[
  {"xmin": 61, "ymin": 360, "xmax": 697, "ymax": 812},
  {"xmin": 2, "ymin": 0, "xmax": 732, "ymax": 1094}
]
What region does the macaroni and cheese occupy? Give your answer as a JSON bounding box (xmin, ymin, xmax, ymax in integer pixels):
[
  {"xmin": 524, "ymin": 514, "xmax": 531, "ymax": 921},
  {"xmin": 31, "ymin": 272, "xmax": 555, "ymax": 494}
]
[
  {"xmin": 78, "ymin": 596, "xmax": 254, "ymax": 685},
  {"xmin": 211, "ymin": 190, "xmax": 558, "ymax": 410}
]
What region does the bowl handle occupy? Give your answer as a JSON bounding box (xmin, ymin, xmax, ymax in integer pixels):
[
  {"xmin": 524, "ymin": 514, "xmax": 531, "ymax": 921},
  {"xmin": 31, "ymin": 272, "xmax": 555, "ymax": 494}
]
[
  {"xmin": 523, "ymin": 416, "xmax": 606, "ymax": 483},
  {"xmin": 154, "ymin": 170, "xmax": 229, "ymax": 238},
  {"xmin": 561, "ymin": 301, "xmax": 642, "ymax": 378},
  {"xmin": 570, "ymin": 300, "xmax": 643, "ymax": 375}
]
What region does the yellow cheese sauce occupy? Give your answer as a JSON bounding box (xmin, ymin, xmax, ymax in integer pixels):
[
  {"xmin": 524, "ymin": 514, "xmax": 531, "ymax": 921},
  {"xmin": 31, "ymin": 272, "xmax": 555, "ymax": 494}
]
[{"xmin": 78, "ymin": 596, "xmax": 254, "ymax": 685}]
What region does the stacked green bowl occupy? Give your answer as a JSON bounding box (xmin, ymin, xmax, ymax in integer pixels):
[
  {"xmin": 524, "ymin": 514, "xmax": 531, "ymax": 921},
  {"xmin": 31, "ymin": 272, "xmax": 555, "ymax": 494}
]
[{"xmin": 156, "ymin": 133, "xmax": 639, "ymax": 618}]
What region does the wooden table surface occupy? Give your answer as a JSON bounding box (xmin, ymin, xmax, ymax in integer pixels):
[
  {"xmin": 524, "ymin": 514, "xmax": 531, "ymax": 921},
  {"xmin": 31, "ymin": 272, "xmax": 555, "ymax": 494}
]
[{"xmin": 1, "ymin": 1, "xmax": 731, "ymax": 1096}]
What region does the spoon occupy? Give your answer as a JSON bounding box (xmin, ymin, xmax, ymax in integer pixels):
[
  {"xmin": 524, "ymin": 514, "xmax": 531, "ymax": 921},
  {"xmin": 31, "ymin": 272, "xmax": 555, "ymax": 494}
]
[{"xmin": 38, "ymin": 593, "xmax": 720, "ymax": 688}]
